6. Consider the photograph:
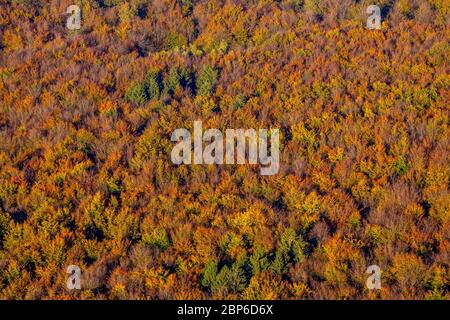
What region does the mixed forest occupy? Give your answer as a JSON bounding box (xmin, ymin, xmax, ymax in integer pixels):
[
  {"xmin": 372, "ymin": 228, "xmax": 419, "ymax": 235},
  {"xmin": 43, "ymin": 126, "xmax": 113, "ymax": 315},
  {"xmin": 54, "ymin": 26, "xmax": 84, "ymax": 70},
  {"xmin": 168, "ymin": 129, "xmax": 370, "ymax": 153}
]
[{"xmin": 0, "ymin": 0, "xmax": 449, "ymax": 299}]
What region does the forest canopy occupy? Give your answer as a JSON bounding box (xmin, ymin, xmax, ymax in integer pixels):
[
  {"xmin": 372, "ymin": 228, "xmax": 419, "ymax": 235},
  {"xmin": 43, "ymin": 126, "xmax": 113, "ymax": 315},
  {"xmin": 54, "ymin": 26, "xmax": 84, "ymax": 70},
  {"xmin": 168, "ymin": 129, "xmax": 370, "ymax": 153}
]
[{"xmin": 0, "ymin": 0, "xmax": 448, "ymax": 299}]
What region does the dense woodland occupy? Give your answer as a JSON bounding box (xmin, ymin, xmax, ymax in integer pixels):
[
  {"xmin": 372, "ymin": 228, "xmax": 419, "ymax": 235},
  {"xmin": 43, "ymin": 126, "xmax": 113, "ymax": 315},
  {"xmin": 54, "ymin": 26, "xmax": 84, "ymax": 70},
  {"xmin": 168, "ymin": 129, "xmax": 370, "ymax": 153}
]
[{"xmin": 0, "ymin": 0, "xmax": 448, "ymax": 299}]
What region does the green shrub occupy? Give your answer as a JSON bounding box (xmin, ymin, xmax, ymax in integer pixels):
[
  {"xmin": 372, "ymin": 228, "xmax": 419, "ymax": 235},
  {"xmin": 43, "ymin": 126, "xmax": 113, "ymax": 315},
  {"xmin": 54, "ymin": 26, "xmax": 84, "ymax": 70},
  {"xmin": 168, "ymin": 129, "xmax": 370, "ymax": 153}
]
[
  {"xmin": 201, "ymin": 260, "xmax": 247, "ymax": 296},
  {"xmin": 201, "ymin": 260, "xmax": 218, "ymax": 288},
  {"xmin": 393, "ymin": 155, "xmax": 409, "ymax": 176},
  {"xmin": 196, "ymin": 66, "xmax": 218, "ymax": 96},
  {"xmin": 178, "ymin": 0, "xmax": 194, "ymax": 15},
  {"xmin": 232, "ymin": 94, "xmax": 247, "ymax": 110},
  {"xmin": 144, "ymin": 71, "xmax": 161, "ymax": 100},
  {"xmin": 166, "ymin": 32, "xmax": 187, "ymax": 50},
  {"xmin": 162, "ymin": 67, "xmax": 194, "ymax": 96},
  {"xmin": 271, "ymin": 228, "xmax": 306, "ymax": 274},
  {"xmin": 142, "ymin": 227, "xmax": 170, "ymax": 250},
  {"xmin": 214, "ymin": 264, "xmax": 246, "ymax": 295},
  {"xmin": 101, "ymin": 0, "xmax": 121, "ymax": 8},
  {"xmin": 250, "ymin": 246, "xmax": 270, "ymax": 275},
  {"xmin": 164, "ymin": 67, "xmax": 182, "ymax": 95},
  {"xmin": 125, "ymin": 82, "xmax": 148, "ymax": 105},
  {"xmin": 0, "ymin": 210, "xmax": 10, "ymax": 246}
]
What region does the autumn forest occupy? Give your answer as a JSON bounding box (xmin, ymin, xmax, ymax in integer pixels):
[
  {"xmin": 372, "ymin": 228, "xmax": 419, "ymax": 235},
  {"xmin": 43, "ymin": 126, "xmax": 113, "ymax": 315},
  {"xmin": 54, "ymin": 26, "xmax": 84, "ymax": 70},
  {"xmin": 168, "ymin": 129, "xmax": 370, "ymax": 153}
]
[{"xmin": 0, "ymin": 0, "xmax": 449, "ymax": 300}]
